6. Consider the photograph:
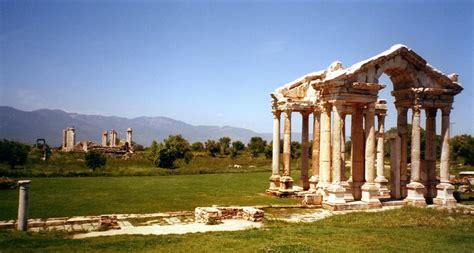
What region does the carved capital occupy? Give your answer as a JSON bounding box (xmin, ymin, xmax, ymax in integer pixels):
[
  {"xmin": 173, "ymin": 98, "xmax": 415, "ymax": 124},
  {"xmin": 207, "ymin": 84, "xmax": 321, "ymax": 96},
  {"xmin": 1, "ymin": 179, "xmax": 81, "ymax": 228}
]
[
  {"xmin": 283, "ymin": 109, "xmax": 292, "ymax": 120},
  {"xmin": 300, "ymin": 111, "xmax": 311, "ymax": 117},
  {"xmin": 425, "ymin": 108, "xmax": 437, "ymax": 118}
]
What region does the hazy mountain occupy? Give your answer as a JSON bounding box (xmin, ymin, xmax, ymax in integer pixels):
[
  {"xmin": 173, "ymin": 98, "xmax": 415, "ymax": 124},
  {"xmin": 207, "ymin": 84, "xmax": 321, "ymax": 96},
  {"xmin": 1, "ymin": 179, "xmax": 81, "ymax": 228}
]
[{"xmin": 0, "ymin": 106, "xmax": 272, "ymax": 147}]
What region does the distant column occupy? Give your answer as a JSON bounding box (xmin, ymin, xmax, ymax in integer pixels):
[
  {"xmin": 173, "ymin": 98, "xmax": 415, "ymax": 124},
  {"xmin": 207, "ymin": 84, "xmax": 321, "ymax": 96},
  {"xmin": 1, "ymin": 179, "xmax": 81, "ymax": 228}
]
[
  {"xmin": 269, "ymin": 110, "xmax": 281, "ymax": 191},
  {"xmin": 110, "ymin": 130, "xmax": 116, "ymax": 147},
  {"xmin": 17, "ymin": 180, "xmax": 31, "ymax": 231},
  {"xmin": 126, "ymin": 128, "xmax": 133, "ymax": 146},
  {"xmin": 309, "ymin": 109, "xmax": 321, "ymax": 191},
  {"xmin": 102, "ymin": 131, "xmax": 108, "ymax": 147},
  {"xmin": 434, "ymin": 107, "xmax": 456, "ymax": 206},
  {"xmin": 405, "ymin": 104, "xmax": 426, "ymax": 206},
  {"xmin": 300, "ymin": 111, "xmax": 310, "ymax": 190},
  {"xmin": 279, "ymin": 109, "xmax": 294, "ymax": 193}
]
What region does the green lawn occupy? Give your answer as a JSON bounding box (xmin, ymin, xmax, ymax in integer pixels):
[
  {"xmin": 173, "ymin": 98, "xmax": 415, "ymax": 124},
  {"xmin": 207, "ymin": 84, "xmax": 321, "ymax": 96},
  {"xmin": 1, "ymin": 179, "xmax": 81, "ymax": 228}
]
[
  {"xmin": 0, "ymin": 172, "xmax": 301, "ymax": 220},
  {"xmin": 0, "ymin": 207, "xmax": 473, "ymax": 252}
]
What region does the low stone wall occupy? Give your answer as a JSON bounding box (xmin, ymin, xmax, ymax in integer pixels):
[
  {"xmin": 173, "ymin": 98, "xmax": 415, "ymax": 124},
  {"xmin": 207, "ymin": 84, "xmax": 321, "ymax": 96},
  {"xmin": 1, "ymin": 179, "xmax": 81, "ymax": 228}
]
[{"xmin": 195, "ymin": 206, "xmax": 264, "ymax": 224}]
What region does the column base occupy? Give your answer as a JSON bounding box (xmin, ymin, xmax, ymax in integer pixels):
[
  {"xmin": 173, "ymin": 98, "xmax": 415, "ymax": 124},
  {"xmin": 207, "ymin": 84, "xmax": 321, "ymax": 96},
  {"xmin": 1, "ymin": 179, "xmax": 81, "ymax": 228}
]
[
  {"xmin": 341, "ymin": 181, "xmax": 354, "ymax": 202},
  {"xmin": 316, "ymin": 182, "xmax": 330, "ymax": 201},
  {"xmin": 268, "ymin": 175, "xmax": 280, "ymax": 191},
  {"xmin": 361, "ymin": 183, "xmax": 381, "ymax": 205},
  {"xmin": 375, "ymin": 176, "xmax": 390, "ymax": 198},
  {"xmin": 433, "ymin": 183, "xmax": 457, "ymax": 207},
  {"xmin": 300, "ymin": 175, "xmax": 310, "ymax": 191},
  {"xmin": 308, "ymin": 176, "xmax": 319, "ymax": 192},
  {"xmin": 404, "ymin": 182, "xmax": 427, "ymax": 207},
  {"xmin": 279, "ymin": 176, "xmax": 294, "ymax": 194},
  {"xmin": 326, "ymin": 183, "xmax": 346, "ymax": 205},
  {"xmin": 352, "ymin": 181, "xmax": 365, "ymax": 201}
]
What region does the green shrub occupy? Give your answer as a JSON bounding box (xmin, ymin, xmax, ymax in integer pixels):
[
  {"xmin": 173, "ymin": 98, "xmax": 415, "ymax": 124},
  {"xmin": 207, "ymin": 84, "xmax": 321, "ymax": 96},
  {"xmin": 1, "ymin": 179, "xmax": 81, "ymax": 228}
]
[
  {"xmin": 0, "ymin": 139, "xmax": 30, "ymax": 169},
  {"xmin": 85, "ymin": 151, "xmax": 106, "ymax": 170}
]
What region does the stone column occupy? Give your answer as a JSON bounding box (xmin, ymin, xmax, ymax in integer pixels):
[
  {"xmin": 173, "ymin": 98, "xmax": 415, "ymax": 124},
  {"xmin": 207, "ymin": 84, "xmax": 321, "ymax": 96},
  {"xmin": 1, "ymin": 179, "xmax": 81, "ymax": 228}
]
[
  {"xmin": 17, "ymin": 180, "xmax": 31, "ymax": 231},
  {"xmin": 300, "ymin": 111, "xmax": 310, "ymax": 190},
  {"xmin": 405, "ymin": 104, "xmax": 426, "ymax": 206},
  {"xmin": 279, "ymin": 109, "xmax": 294, "ymax": 193},
  {"xmin": 361, "ymin": 104, "xmax": 381, "ymax": 205},
  {"xmin": 327, "ymin": 103, "xmax": 346, "ymax": 205},
  {"xmin": 434, "ymin": 107, "xmax": 456, "ymax": 206},
  {"xmin": 317, "ymin": 103, "xmax": 331, "ymax": 199},
  {"xmin": 269, "ymin": 110, "xmax": 281, "ymax": 191},
  {"xmin": 102, "ymin": 131, "xmax": 108, "ymax": 147},
  {"xmin": 110, "ymin": 130, "xmax": 116, "ymax": 147},
  {"xmin": 425, "ymin": 109, "xmax": 438, "ymax": 200},
  {"xmin": 127, "ymin": 128, "xmax": 133, "ymax": 146},
  {"xmin": 340, "ymin": 112, "xmax": 353, "ymax": 202},
  {"xmin": 375, "ymin": 113, "xmax": 389, "ymax": 197},
  {"xmin": 351, "ymin": 106, "xmax": 365, "ymax": 201},
  {"xmin": 388, "ymin": 133, "xmax": 401, "ymax": 199},
  {"xmin": 396, "ymin": 107, "xmax": 409, "ymax": 198},
  {"xmin": 62, "ymin": 129, "xmax": 67, "ymax": 149},
  {"xmin": 309, "ymin": 110, "xmax": 320, "ymax": 191}
]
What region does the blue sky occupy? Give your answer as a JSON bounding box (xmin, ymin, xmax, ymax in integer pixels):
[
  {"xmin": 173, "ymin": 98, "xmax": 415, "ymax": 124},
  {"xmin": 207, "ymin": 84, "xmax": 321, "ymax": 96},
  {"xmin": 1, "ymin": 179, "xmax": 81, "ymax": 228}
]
[{"xmin": 1, "ymin": 0, "xmax": 473, "ymax": 135}]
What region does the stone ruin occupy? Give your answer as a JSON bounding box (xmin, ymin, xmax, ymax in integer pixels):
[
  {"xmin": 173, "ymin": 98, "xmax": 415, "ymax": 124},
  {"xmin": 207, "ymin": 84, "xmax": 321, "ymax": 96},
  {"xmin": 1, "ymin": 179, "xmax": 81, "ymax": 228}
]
[
  {"xmin": 267, "ymin": 44, "xmax": 463, "ymax": 210},
  {"xmin": 61, "ymin": 127, "xmax": 134, "ymax": 155}
]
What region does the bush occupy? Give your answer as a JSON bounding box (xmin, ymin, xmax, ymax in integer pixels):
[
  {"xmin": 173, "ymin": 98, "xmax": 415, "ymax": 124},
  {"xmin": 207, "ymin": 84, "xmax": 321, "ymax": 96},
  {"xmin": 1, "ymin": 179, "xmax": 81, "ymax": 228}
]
[
  {"xmin": 152, "ymin": 135, "xmax": 192, "ymax": 169},
  {"xmin": 232, "ymin": 141, "xmax": 245, "ymax": 152},
  {"xmin": 191, "ymin": 142, "xmax": 204, "ymax": 152},
  {"xmin": 0, "ymin": 139, "xmax": 30, "ymax": 169},
  {"xmin": 218, "ymin": 137, "xmax": 231, "ymax": 155},
  {"xmin": 0, "ymin": 176, "xmax": 17, "ymax": 189},
  {"xmin": 205, "ymin": 139, "xmax": 219, "ymax": 157},
  {"xmin": 451, "ymin": 135, "xmax": 474, "ymax": 165},
  {"xmin": 85, "ymin": 151, "xmax": 106, "ymax": 170},
  {"xmin": 247, "ymin": 137, "xmax": 266, "ymax": 158}
]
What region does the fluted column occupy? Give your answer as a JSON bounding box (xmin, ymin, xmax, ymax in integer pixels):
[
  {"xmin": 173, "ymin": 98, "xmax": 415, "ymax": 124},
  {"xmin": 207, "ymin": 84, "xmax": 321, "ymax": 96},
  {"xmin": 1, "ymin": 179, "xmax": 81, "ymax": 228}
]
[
  {"xmin": 309, "ymin": 109, "xmax": 320, "ymax": 191},
  {"xmin": 396, "ymin": 107, "xmax": 409, "ymax": 198},
  {"xmin": 434, "ymin": 107, "xmax": 456, "ymax": 206},
  {"xmin": 279, "ymin": 109, "xmax": 294, "ymax": 193},
  {"xmin": 375, "ymin": 113, "xmax": 389, "ymax": 197},
  {"xmin": 317, "ymin": 103, "xmax": 331, "ymax": 199},
  {"xmin": 405, "ymin": 104, "xmax": 426, "ymax": 206},
  {"xmin": 361, "ymin": 103, "xmax": 380, "ymax": 205},
  {"xmin": 340, "ymin": 112, "xmax": 353, "ymax": 202},
  {"xmin": 300, "ymin": 111, "xmax": 310, "ymax": 190},
  {"xmin": 327, "ymin": 103, "xmax": 346, "ymax": 205},
  {"xmin": 269, "ymin": 110, "xmax": 281, "ymax": 191},
  {"xmin": 425, "ymin": 108, "xmax": 437, "ymax": 200}
]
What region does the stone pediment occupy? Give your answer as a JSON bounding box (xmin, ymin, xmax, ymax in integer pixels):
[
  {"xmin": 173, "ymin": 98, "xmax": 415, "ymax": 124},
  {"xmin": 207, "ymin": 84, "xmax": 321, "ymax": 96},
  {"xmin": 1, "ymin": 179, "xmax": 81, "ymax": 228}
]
[{"xmin": 272, "ymin": 44, "xmax": 463, "ymax": 104}]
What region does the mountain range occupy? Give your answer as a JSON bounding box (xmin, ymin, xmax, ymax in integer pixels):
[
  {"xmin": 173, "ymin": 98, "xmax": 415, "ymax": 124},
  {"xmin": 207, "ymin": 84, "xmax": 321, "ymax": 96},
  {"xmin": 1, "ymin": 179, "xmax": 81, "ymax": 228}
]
[{"xmin": 0, "ymin": 106, "xmax": 273, "ymax": 147}]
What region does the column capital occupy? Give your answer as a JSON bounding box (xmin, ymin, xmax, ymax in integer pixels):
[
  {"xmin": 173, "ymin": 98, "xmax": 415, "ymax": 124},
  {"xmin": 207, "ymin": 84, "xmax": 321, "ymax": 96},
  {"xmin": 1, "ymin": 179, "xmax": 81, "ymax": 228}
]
[
  {"xmin": 412, "ymin": 103, "xmax": 422, "ymax": 114},
  {"xmin": 272, "ymin": 110, "xmax": 281, "ymax": 119},
  {"xmin": 365, "ymin": 103, "xmax": 376, "ymax": 113},
  {"xmin": 425, "ymin": 108, "xmax": 438, "ymax": 118},
  {"xmin": 441, "ymin": 107, "xmax": 452, "ymax": 116},
  {"xmin": 300, "ymin": 111, "xmax": 311, "ymax": 117}
]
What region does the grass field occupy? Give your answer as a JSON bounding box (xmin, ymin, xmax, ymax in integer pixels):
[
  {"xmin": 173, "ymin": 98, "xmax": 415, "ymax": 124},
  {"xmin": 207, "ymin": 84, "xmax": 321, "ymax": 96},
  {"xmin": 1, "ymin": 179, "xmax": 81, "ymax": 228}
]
[
  {"xmin": 0, "ymin": 206, "xmax": 473, "ymax": 252},
  {"xmin": 0, "ymin": 171, "xmax": 301, "ymax": 220}
]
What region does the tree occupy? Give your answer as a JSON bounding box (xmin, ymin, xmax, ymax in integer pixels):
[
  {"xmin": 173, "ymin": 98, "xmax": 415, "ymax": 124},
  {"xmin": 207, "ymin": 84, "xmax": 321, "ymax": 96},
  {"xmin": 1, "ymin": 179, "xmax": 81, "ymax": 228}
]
[
  {"xmin": 191, "ymin": 141, "xmax": 204, "ymax": 152},
  {"xmin": 264, "ymin": 143, "xmax": 272, "ymax": 159},
  {"xmin": 232, "ymin": 141, "xmax": 245, "ymax": 152},
  {"xmin": 451, "ymin": 134, "xmax": 474, "ymax": 165},
  {"xmin": 218, "ymin": 137, "xmax": 231, "ymax": 155},
  {"xmin": 154, "ymin": 135, "xmax": 192, "ymax": 168},
  {"xmin": 0, "ymin": 139, "xmax": 29, "ymax": 169},
  {"xmin": 85, "ymin": 150, "xmax": 106, "ymax": 171},
  {"xmin": 205, "ymin": 139, "xmax": 219, "ymax": 157},
  {"xmin": 290, "ymin": 141, "xmax": 302, "ymax": 159},
  {"xmin": 184, "ymin": 151, "xmax": 193, "ymax": 164},
  {"xmin": 147, "ymin": 140, "xmax": 160, "ymax": 161},
  {"xmin": 247, "ymin": 137, "xmax": 267, "ymax": 158}
]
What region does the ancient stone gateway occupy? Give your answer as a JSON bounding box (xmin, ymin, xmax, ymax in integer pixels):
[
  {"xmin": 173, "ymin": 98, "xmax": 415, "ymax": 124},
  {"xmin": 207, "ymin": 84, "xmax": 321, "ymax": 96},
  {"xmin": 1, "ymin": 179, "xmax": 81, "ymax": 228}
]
[{"xmin": 268, "ymin": 44, "xmax": 463, "ymax": 210}]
